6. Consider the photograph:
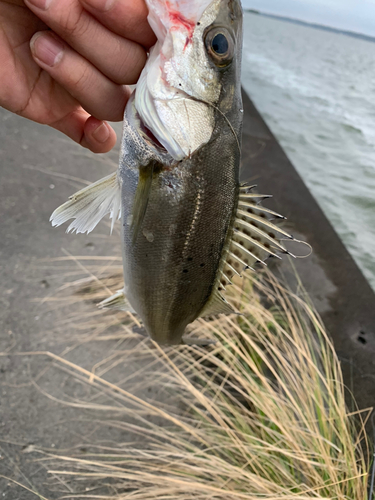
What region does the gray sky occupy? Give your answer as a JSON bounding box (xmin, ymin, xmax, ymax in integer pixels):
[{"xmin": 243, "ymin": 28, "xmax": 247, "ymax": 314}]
[{"xmin": 242, "ymin": 0, "xmax": 375, "ymax": 37}]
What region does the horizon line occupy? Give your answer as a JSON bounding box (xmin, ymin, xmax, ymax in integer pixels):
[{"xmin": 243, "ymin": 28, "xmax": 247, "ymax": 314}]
[{"xmin": 244, "ymin": 8, "xmax": 375, "ymax": 42}]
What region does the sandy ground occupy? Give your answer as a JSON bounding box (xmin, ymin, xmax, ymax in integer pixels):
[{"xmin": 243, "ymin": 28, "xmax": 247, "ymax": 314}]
[{"xmin": 0, "ymin": 94, "xmax": 374, "ymax": 498}]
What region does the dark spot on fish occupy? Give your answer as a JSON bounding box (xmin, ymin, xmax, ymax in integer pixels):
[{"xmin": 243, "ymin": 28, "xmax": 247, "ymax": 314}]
[
  {"xmin": 239, "ymin": 240, "xmax": 244, "ymax": 246},
  {"xmin": 197, "ymin": 22, "xmax": 200, "ymax": 26},
  {"xmin": 268, "ymin": 232, "xmax": 276, "ymax": 239},
  {"xmin": 187, "ymin": 257, "xmax": 193, "ymax": 262},
  {"xmin": 250, "ymin": 222, "xmax": 258, "ymax": 228},
  {"xmin": 218, "ymin": 287, "xmax": 223, "ymax": 291},
  {"xmin": 200, "ymin": 263, "xmax": 205, "ymax": 267},
  {"xmin": 221, "ymin": 280, "xmax": 227, "ymax": 287},
  {"xmin": 253, "ymin": 236, "xmax": 260, "ymax": 242},
  {"xmin": 183, "ymin": 269, "xmax": 189, "ymax": 274},
  {"xmin": 247, "ymin": 208, "xmax": 253, "ymax": 213},
  {"xmin": 264, "ymin": 243, "xmax": 271, "ymax": 249},
  {"xmin": 259, "ymin": 213, "xmax": 266, "ymax": 218}
]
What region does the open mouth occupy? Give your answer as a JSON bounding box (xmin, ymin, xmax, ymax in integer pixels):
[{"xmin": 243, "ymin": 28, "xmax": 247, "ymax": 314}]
[{"xmin": 139, "ymin": 118, "xmax": 168, "ymax": 153}]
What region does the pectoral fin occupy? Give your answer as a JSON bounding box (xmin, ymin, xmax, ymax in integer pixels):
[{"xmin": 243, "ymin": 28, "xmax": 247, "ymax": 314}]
[
  {"xmin": 131, "ymin": 162, "xmax": 155, "ymax": 242},
  {"xmin": 50, "ymin": 171, "xmax": 121, "ymax": 234}
]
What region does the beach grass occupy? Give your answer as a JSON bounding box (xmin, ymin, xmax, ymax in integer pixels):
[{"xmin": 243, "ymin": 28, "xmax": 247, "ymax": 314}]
[{"xmin": 36, "ymin": 257, "xmax": 372, "ymax": 500}]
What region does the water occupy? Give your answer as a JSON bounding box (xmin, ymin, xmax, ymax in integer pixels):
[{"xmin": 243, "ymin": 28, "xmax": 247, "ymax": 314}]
[{"xmin": 241, "ymin": 13, "xmax": 375, "ymax": 290}]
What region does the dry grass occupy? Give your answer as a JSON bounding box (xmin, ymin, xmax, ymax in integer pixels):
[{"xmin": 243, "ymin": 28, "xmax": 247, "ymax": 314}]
[{"xmin": 34, "ymin": 256, "xmax": 372, "ymax": 500}]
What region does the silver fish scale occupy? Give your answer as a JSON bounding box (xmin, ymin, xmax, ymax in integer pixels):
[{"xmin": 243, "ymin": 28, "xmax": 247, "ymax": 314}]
[{"xmin": 121, "ymin": 113, "xmax": 240, "ymax": 345}]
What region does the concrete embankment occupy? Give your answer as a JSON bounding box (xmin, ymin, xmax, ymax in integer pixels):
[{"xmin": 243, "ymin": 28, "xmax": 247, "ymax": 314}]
[{"xmin": 240, "ymin": 90, "xmax": 375, "ymax": 411}]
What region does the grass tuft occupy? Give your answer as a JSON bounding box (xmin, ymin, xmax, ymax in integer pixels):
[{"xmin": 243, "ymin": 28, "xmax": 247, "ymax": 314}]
[{"xmin": 38, "ymin": 257, "xmax": 372, "ymax": 500}]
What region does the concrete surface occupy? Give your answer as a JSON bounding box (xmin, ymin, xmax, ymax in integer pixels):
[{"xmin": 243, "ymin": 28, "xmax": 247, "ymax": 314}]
[
  {"xmin": 0, "ymin": 108, "xmax": 149, "ymax": 499},
  {"xmin": 0, "ymin": 90, "xmax": 374, "ymax": 498},
  {"xmin": 240, "ymin": 90, "xmax": 375, "ymax": 412}
]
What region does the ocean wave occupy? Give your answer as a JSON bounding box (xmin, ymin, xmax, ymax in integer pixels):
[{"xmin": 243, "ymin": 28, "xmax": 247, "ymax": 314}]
[{"xmin": 242, "ymin": 13, "xmax": 375, "ymax": 289}]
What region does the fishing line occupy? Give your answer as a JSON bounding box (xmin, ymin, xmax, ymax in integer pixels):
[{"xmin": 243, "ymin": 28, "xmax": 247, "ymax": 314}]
[
  {"xmin": 206, "ymin": 102, "xmax": 242, "ymax": 154},
  {"xmin": 279, "ymin": 238, "xmax": 313, "ymax": 259},
  {"xmin": 190, "ymin": 94, "xmax": 242, "ymax": 154}
]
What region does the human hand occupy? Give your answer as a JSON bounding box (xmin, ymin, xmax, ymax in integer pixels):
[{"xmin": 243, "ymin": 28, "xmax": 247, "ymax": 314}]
[{"xmin": 0, "ymin": 0, "xmax": 155, "ymax": 153}]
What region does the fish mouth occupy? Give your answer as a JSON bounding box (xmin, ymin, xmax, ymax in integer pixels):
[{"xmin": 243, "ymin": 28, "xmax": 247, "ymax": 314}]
[
  {"xmin": 139, "ymin": 118, "xmax": 168, "ymax": 154},
  {"xmin": 128, "ymin": 94, "xmax": 170, "ymax": 158}
]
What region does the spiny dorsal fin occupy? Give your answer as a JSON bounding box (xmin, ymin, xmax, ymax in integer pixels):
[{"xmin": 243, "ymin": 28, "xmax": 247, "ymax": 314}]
[
  {"xmin": 98, "ymin": 289, "xmax": 135, "ymax": 313},
  {"xmin": 223, "ymin": 188, "xmax": 294, "ymax": 281},
  {"xmin": 50, "ymin": 171, "xmax": 121, "ymax": 234},
  {"xmin": 238, "ymin": 199, "xmax": 286, "ymax": 220},
  {"xmin": 203, "ymin": 186, "xmax": 297, "ymax": 312}
]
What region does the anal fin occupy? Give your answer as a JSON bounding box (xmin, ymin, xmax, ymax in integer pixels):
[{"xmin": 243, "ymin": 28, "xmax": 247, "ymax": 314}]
[
  {"xmin": 50, "ymin": 171, "xmax": 121, "ymax": 234},
  {"xmin": 98, "ymin": 289, "xmax": 135, "ymax": 314}
]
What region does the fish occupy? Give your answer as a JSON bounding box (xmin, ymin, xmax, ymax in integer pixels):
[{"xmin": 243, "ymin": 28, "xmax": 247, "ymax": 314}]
[{"xmin": 50, "ymin": 0, "xmax": 295, "ymax": 345}]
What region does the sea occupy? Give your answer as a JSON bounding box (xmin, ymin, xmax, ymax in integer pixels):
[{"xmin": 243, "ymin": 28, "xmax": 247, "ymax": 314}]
[{"xmin": 241, "ymin": 12, "xmax": 375, "ymax": 290}]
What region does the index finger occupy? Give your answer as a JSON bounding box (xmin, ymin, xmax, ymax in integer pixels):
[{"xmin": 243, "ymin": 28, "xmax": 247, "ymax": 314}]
[{"xmin": 79, "ymin": 0, "xmax": 156, "ymax": 49}]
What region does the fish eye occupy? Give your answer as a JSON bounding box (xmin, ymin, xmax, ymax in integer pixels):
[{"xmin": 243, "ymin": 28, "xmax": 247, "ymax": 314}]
[
  {"xmin": 212, "ymin": 33, "xmax": 229, "ymax": 55},
  {"xmin": 205, "ymin": 27, "xmax": 234, "ymax": 68}
]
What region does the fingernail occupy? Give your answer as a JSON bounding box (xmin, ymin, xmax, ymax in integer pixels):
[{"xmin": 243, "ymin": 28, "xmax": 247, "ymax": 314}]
[
  {"xmin": 81, "ymin": 0, "xmax": 114, "ymax": 11},
  {"xmin": 31, "ymin": 33, "xmax": 64, "ymax": 67},
  {"xmin": 25, "ymin": 0, "xmax": 52, "ymax": 10},
  {"xmin": 92, "ymin": 122, "xmax": 110, "ymax": 143}
]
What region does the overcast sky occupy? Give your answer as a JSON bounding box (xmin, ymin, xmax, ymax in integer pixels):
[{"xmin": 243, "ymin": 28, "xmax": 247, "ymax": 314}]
[{"xmin": 242, "ymin": 0, "xmax": 375, "ymax": 37}]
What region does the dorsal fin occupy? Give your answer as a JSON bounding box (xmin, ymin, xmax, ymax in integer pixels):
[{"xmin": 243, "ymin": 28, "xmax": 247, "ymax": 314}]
[
  {"xmin": 199, "ymin": 289, "xmax": 236, "ymax": 318},
  {"xmin": 200, "ymin": 185, "xmax": 296, "ymax": 318},
  {"xmin": 222, "ymin": 185, "xmax": 294, "ymax": 282}
]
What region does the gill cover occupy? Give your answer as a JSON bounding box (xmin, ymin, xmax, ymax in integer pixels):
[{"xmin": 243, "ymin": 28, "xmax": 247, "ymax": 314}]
[{"xmin": 135, "ymin": 0, "xmax": 226, "ymax": 160}]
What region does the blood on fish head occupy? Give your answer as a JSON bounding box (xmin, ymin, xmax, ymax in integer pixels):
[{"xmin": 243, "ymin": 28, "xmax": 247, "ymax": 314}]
[{"xmin": 147, "ymin": 0, "xmax": 212, "ymax": 35}]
